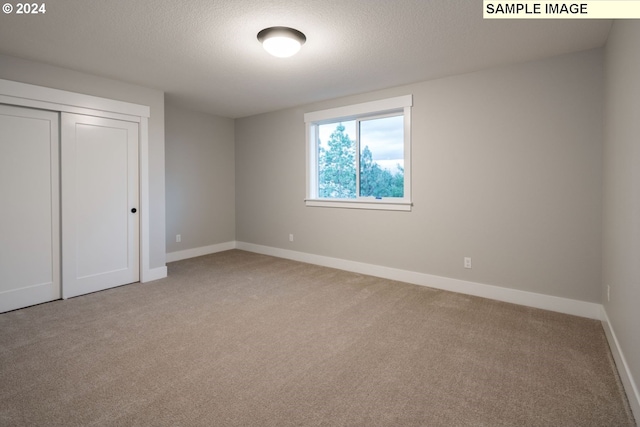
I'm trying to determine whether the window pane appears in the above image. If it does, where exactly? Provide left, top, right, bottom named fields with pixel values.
left=317, top=121, right=357, bottom=198
left=359, top=115, right=404, bottom=198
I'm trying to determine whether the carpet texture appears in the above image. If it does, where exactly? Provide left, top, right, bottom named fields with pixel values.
left=0, top=250, right=635, bottom=427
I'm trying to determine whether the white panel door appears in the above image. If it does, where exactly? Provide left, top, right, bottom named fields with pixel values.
left=0, top=105, right=60, bottom=313
left=61, top=113, right=139, bottom=298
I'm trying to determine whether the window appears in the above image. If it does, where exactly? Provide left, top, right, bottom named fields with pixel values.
left=305, top=95, right=412, bottom=211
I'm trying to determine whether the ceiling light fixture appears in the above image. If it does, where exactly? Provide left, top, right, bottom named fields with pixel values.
left=257, top=26, right=306, bottom=58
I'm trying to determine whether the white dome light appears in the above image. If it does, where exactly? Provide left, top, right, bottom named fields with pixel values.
left=257, top=27, right=306, bottom=58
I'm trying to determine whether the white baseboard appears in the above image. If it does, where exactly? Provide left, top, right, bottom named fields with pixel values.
left=235, top=242, right=603, bottom=320
left=166, top=241, right=236, bottom=263
left=142, top=266, right=167, bottom=282
left=600, top=307, right=640, bottom=421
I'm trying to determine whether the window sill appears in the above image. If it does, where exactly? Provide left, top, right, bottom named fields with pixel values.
left=305, top=199, right=412, bottom=211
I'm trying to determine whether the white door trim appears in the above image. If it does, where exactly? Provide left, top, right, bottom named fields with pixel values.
left=0, top=78, right=156, bottom=286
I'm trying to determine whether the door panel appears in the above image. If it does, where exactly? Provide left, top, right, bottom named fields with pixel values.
left=0, top=105, right=60, bottom=313
left=62, top=113, right=139, bottom=298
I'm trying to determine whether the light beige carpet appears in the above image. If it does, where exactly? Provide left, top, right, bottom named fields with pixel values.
left=0, top=250, right=635, bottom=426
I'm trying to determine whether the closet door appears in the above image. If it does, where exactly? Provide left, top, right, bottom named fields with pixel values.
left=0, top=105, right=60, bottom=313
left=61, top=113, right=139, bottom=298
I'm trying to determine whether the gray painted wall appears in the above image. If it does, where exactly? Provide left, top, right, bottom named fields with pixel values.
left=0, top=53, right=166, bottom=269
left=603, top=20, right=640, bottom=403
left=236, top=49, right=604, bottom=303
left=165, top=102, right=235, bottom=253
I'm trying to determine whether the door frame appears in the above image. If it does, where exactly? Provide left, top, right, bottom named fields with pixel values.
left=0, top=78, right=157, bottom=287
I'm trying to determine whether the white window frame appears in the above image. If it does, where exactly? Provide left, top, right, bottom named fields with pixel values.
left=304, top=95, right=412, bottom=211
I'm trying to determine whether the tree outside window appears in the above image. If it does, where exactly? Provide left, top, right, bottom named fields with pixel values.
left=317, top=116, right=404, bottom=200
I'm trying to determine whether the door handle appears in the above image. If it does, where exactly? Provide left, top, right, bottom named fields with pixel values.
left=131, top=208, right=137, bottom=213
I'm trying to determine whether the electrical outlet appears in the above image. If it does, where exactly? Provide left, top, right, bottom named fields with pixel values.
left=607, top=285, right=610, bottom=302
left=176, top=234, right=181, bottom=243
left=289, top=234, right=294, bottom=242
left=464, top=257, right=472, bottom=269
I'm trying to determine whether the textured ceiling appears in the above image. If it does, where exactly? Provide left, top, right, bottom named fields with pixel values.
left=0, top=0, right=611, bottom=118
